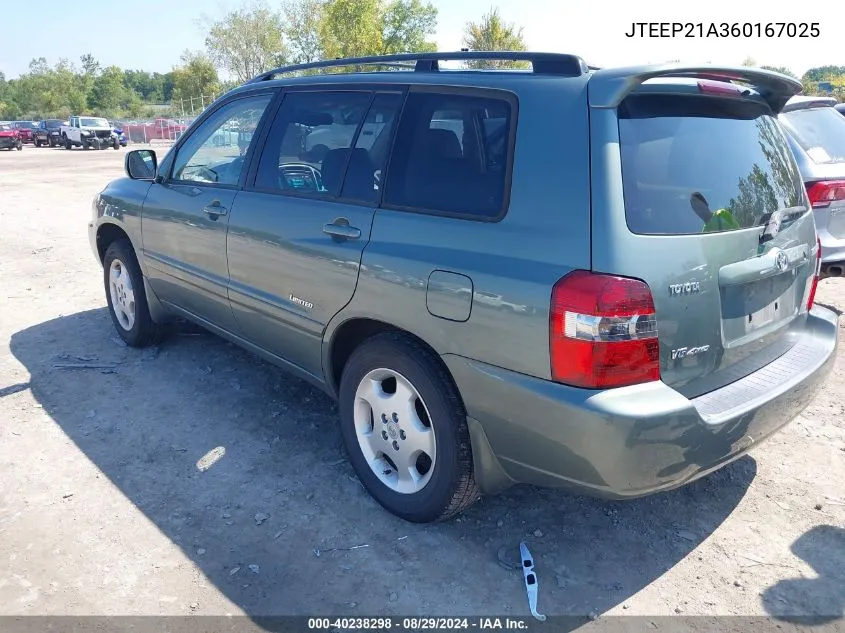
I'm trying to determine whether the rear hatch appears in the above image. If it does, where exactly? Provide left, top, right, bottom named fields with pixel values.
left=588, top=67, right=817, bottom=397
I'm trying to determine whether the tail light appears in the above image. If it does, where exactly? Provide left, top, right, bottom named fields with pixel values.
left=806, top=180, right=845, bottom=208
left=697, top=79, right=742, bottom=96
left=550, top=271, right=659, bottom=389
left=806, top=237, right=822, bottom=311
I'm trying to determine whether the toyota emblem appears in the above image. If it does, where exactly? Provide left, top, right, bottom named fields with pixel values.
left=776, top=250, right=789, bottom=272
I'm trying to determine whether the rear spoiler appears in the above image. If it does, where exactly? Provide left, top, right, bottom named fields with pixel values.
left=781, top=96, right=838, bottom=112
left=588, top=64, right=803, bottom=113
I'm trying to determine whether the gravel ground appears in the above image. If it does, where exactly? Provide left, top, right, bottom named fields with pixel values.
left=1, top=146, right=844, bottom=622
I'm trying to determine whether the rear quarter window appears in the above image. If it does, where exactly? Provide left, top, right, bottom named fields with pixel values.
left=780, top=106, right=845, bottom=165
left=619, top=94, right=806, bottom=235
left=383, top=91, right=515, bottom=220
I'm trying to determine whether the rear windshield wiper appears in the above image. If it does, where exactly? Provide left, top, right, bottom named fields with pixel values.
left=758, top=205, right=807, bottom=244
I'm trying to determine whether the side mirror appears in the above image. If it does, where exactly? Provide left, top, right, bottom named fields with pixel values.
left=125, top=149, right=157, bottom=180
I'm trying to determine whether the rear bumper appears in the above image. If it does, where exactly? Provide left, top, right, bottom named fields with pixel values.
left=0, top=138, right=18, bottom=149
left=444, top=305, right=839, bottom=498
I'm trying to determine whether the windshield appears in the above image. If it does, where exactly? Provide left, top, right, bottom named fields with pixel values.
left=780, top=106, right=845, bottom=165
left=81, top=117, right=109, bottom=127
left=619, top=94, right=806, bottom=235
left=0, top=124, right=11, bottom=131
left=45, top=119, right=63, bottom=127
left=15, top=121, right=36, bottom=129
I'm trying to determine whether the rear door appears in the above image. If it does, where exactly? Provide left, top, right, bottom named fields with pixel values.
left=590, top=78, right=816, bottom=397
left=225, top=87, right=404, bottom=378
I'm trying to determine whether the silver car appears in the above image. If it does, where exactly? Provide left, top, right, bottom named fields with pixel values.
left=779, top=96, right=845, bottom=277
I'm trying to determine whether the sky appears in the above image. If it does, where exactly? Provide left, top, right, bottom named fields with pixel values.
left=0, top=0, right=838, bottom=80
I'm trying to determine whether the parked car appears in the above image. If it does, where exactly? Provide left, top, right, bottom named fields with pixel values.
left=110, top=123, right=128, bottom=147
left=11, top=120, right=37, bottom=144
left=88, top=53, right=838, bottom=523
left=61, top=116, right=120, bottom=150
left=33, top=119, right=65, bottom=147
left=0, top=123, right=23, bottom=150
left=779, top=96, right=845, bottom=277
left=119, top=118, right=188, bottom=143
left=835, top=103, right=845, bottom=117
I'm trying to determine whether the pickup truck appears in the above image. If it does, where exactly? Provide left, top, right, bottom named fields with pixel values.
left=33, top=119, right=65, bottom=147
left=61, top=116, right=120, bottom=150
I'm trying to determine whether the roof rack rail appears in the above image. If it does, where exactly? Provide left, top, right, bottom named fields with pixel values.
left=246, top=51, right=588, bottom=84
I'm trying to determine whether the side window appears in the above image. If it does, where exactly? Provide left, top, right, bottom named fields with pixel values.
left=342, top=92, right=403, bottom=202
left=254, top=90, right=380, bottom=199
left=383, top=92, right=514, bottom=219
left=171, top=94, right=273, bottom=186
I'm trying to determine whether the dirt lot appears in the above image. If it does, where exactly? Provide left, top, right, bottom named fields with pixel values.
left=1, top=145, right=844, bottom=623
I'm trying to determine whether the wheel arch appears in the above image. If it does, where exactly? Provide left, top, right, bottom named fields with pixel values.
left=95, top=221, right=133, bottom=263
left=98, top=224, right=169, bottom=325
left=323, top=315, right=515, bottom=498
left=324, top=317, right=452, bottom=399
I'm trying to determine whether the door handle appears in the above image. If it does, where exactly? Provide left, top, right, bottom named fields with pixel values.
left=323, top=220, right=361, bottom=241
left=203, top=202, right=228, bottom=219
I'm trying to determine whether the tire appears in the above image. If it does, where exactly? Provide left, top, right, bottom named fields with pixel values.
left=16, top=140, right=22, bottom=151
left=113, top=138, right=120, bottom=150
left=64, top=136, right=72, bottom=150
left=82, top=140, right=90, bottom=150
left=49, top=138, right=55, bottom=148
left=338, top=332, right=480, bottom=523
left=103, top=239, right=162, bottom=348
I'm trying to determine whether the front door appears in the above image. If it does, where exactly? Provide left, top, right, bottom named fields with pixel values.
left=226, top=89, right=404, bottom=378
left=141, top=92, right=275, bottom=331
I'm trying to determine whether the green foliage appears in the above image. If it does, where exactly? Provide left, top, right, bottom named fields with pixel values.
left=461, top=7, right=528, bottom=69
left=204, top=1, right=288, bottom=83
left=803, top=66, right=845, bottom=82
left=0, top=53, right=178, bottom=120
left=282, top=0, right=326, bottom=65
left=80, top=53, right=100, bottom=76
left=90, top=66, right=132, bottom=115
left=760, top=65, right=797, bottom=78
left=171, top=51, right=222, bottom=106
left=319, top=0, right=384, bottom=61
left=312, top=0, right=437, bottom=70
left=728, top=117, right=803, bottom=224
left=124, top=70, right=173, bottom=102
left=381, top=0, right=438, bottom=54
left=800, top=66, right=845, bottom=100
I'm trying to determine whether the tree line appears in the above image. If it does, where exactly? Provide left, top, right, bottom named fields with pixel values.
left=0, top=0, right=840, bottom=121
left=0, top=1, right=523, bottom=120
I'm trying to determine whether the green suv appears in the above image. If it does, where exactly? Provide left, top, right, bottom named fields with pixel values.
left=88, top=52, right=839, bottom=523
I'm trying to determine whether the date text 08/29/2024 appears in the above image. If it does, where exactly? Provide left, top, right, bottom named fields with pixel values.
left=624, top=22, right=820, bottom=38
left=307, top=617, right=529, bottom=630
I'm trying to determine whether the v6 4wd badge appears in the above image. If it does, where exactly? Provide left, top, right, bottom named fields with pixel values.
left=671, top=345, right=710, bottom=360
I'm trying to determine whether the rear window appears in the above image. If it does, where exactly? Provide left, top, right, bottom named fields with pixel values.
left=619, top=94, right=806, bottom=235
left=383, top=91, right=513, bottom=219
left=780, top=106, right=845, bottom=165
